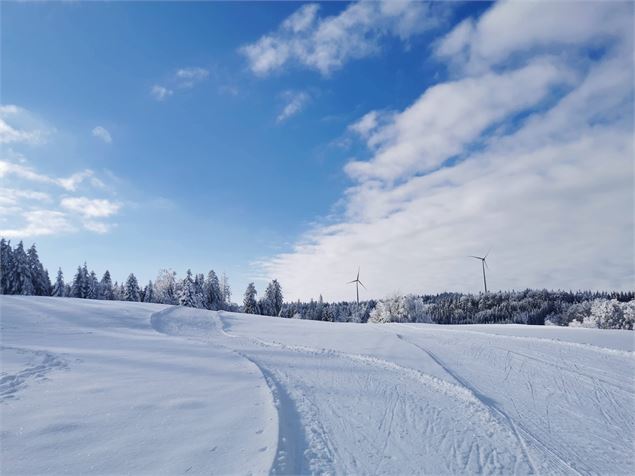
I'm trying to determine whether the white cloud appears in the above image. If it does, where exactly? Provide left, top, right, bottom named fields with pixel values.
left=345, top=58, right=577, bottom=182
left=92, top=126, right=112, bottom=144
left=0, top=105, right=48, bottom=145
left=435, top=2, right=632, bottom=74
left=82, top=220, right=114, bottom=234
left=151, top=85, right=173, bottom=101
left=261, top=2, right=634, bottom=300
left=175, top=67, right=209, bottom=88
left=277, top=91, right=310, bottom=123
left=0, top=188, right=51, bottom=207
left=0, top=160, right=101, bottom=192
left=241, top=1, right=439, bottom=76
left=60, top=197, right=121, bottom=218
left=151, top=67, right=210, bottom=101
left=0, top=210, right=75, bottom=238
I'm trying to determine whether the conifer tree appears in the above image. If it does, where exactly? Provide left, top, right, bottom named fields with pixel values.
left=179, top=269, right=197, bottom=307
left=204, top=270, right=222, bottom=310
left=220, top=272, right=231, bottom=310
left=100, top=270, right=114, bottom=300
left=71, top=266, right=85, bottom=298
left=87, top=271, right=99, bottom=299
left=52, top=268, right=65, bottom=297
left=0, top=239, right=13, bottom=294
left=124, top=273, right=140, bottom=301
left=143, top=280, right=154, bottom=303
left=264, top=279, right=283, bottom=316
left=243, top=282, right=258, bottom=314
left=12, top=241, right=34, bottom=295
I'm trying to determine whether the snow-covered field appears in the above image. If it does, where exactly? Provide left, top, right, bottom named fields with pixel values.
left=1, top=296, right=634, bottom=475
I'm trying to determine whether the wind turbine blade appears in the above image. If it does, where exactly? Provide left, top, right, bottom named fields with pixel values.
left=347, top=280, right=357, bottom=284
left=358, top=280, right=367, bottom=290
left=484, top=260, right=489, bottom=270
left=469, top=256, right=483, bottom=260
left=484, top=249, right=491, bottom=259
left=357, top=267, right=360, bottom=280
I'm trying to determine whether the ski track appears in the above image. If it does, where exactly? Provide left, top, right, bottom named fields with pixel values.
left=215, top=312, right=536, bottom=475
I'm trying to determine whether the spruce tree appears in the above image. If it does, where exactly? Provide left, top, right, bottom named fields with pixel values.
left=11, top=241, right=34, bottom=295
left=71, top=266, right=85, bottom=298
left=264, top=279, right=284, bottom=316
left=243, top=282, right=258, bottom=314
left=27, top=244, right=48, bottom=296
left=52, top=268, right=65, bottom=297
left=204, top=270, right=222, bottom=310
left=100, top=270, right=114, bottom=300
left=178, top=269, right=197, bottom=307
left=87, top=271, right=99, bottom=299
left=0, top=239, right=13, bottom=294
left=143, top=280, right=154, bottom=303
left=220, top=272, right=231, bottom=310
left=124, top=273, right=140, bottom=301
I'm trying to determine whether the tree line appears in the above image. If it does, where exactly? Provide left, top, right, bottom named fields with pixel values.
left=1, top=239, right=633, bottom=329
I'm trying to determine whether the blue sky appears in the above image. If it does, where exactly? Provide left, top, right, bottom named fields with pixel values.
left=1, top=1, right=633, bottom=300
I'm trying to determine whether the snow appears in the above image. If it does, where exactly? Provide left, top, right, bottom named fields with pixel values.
left=2, top=296, right=634, bottom=475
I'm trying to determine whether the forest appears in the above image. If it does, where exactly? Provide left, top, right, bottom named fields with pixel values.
left=1, top=239, right=633, bottom=329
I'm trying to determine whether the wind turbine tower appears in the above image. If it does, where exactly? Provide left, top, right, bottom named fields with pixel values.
left=348, top=267, right=366, bottom=304
left=469, top=252, right=490, bottom=293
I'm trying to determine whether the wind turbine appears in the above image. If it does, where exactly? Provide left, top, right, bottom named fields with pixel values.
left=469, top=251, right=490, bottom=293
left=348, top=267, right=366, bottom=304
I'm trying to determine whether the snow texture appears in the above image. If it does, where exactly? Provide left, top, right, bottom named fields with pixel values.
left=1, top=296, right=634, bottom=475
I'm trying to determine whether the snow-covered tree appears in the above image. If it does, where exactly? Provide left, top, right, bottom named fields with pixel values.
left=124, top=273, right=140, bottom=302
left=11, top=242, right=34, bottom=295
left=204, top=270, right=223, bottom=310
left=112, top=281, right=122, bottom=300
left=243, top=282, right=258, bottom=314
left=369, top=295, right=409, bottom=323
left=87, top=271, right=99, bottom=299
left=263, top=279, right=283, bottom=316
left=220, top=273, right=231, bottom=310
left=27, top=244, right=49, bottom=296
left=154, top=269, right=178, bottom=304
left=52, top=268, right=65, bottom=297
left=100, top=270, right=114, bottom=300
left=143, top=280, right=154, bottom=303
left=0, top=239, right=13, bottom=294
left=71, top=265, right=85, bottom=298
left=178, top=269, right=197, bottom=307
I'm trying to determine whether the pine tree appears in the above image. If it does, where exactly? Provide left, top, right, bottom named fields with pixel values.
left=12, top=241, right=34, bottom=295
left=52, top=268, right=65, bottom=297
left=264, top=279, right=283, bottom=316
left=124, top=273, right=140, bottom=302
left=204, top=270, right=222, bottom=310
left=179, top=269, right=197, bottom=307
left=100, top=270, right=114, bottom=300
left=243, top=282, right=258, bottom=314
left=0, top=239, right=14, bottom=294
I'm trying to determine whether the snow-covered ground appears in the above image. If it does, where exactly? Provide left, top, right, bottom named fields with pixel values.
left=1, top=296, right=634, bottom=475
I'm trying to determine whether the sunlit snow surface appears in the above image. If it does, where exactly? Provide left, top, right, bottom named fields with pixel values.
left=1, top=296, right=634, bottom=475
